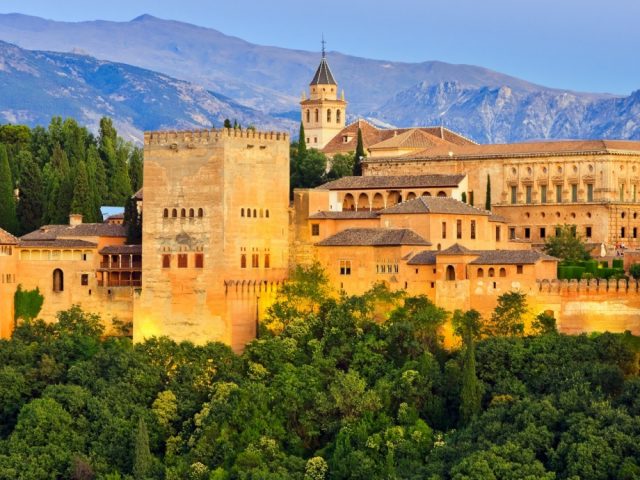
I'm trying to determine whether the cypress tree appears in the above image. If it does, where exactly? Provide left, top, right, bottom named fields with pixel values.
left=129, top=147, right=143, bottom=193
left=298, top=122, right=307, bottom=156
left=453, top=309, right=483, bottom=425
left=485, top=174, right=491, bottom=211
left=71, top=160, right=93, bottom=221
left=108, top=143, right=133, bottom=205
left=352, top=126, right=365, bottom=176
left=0, top=144, right=18, bottom=234
left=16, top=153, right=44, bottom=234
left=52, top=144, right=73, bottom=224
left=87, top=145, right=107, bottom=217
left=133, top=418, right=152, bottom=479
left=124, top=196, right=142, bottom=244
left=223, top=119, right=232, bottom=129
left=41, top=164, right=61, bottom=225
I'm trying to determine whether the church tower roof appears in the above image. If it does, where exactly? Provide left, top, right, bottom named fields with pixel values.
left=310, top=56, right=337, bottom=86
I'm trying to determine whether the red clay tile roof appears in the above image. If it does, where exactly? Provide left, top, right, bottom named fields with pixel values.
left=19, top=239, right=97, bottom=249
left=100, top=244, right=142, bottom=255
left=317, top=174, right=465, bottom=190
left=21, top=223, right=127, bottom=241
left=407, top=248, right=557, bottom=265
left=381, top=197, right=490, bottom=216
left=308, top=211, right=380, bottom=219
left=316, top=228, right=431, bottom=247
left=0, top=227, right=18, bottom=245
left=368, top=128, right=451, bottom=151
left=366, top=139, right=640, bottom=163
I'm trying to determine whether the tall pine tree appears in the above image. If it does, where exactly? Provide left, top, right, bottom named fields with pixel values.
left=133, top=417, right=152, bottom=479
left=298, top=122, right=307, bottom=156
left=0, top=144, right=18, bottom=234
left=453, top=309, right=483, bottom=425
left=16, top=153, right=44, bottom=234
left=87, top=145, right=107, bottom=218
left=352, top=126, right=365, bottom=176
left=129, top=147, right=143, bottom=193
left=71, top=160, right=93, bottom=221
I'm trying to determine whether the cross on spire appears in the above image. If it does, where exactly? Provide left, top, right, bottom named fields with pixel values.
left=321, top=35, right=326, bottom=58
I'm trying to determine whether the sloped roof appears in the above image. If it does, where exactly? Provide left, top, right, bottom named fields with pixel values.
left=438, top=243, right=474, bottom=255
left=100, top=244, right=142, bottom=255
left=310, top=57, right=337, bottom=85
left=19, top=239, right=97, bottom=249
left=317, top=174, right=465, bottom=191
left=469, top=250, right=558, bottom=265
left=407, top=250, right=438, bottom=265
left=0, top=227, right=18, bottom=245
left=489, top=214, right=508, bottom=223
left=368, top=128, right=451, bottom=151
left=316, top=228, right=431, bottom=247
left=367, top=139, right=640, bottom=163
left=308, top=211, right=380, bottom=220
left=21, top=223, right=127, bottom=241
left=381, top=196, right=490, bottom=216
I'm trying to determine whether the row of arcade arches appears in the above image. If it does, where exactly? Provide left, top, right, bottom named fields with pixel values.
left=343, top=190, right=447, bottom=211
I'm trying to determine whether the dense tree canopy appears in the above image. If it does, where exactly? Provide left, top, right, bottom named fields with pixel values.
left=0, top=270, right=639, bottom=478
left=544, top=224, right=592, bottom=263
left=0, top=117, right=142, bottom=235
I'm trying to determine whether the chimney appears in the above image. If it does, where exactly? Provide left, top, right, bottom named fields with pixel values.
left=69, top=213, right=83, bottom=226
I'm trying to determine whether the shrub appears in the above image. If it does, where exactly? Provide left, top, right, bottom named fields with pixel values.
left=613, top=258, right=624, bottom=269
left=629, top=263, right=640, bottom=279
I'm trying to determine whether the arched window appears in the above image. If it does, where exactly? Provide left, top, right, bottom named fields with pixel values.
left=241, top=254, right=247, bottom=268
left=181, top=208, right=186, bottom=217
left=477, top=268, right=484, bottom=278
left=265, top=209, right=269, bottom=218
left=423, top=191, right=431, bottom=196
left=446, top=265, right=456, bottom=281
left=315, top=109, right=319, bottom=122
left=343, top=193, right=355, bottom=210
left=172, top=209, right=177, bottom=218
left=198, top=208, right=204, bottom=217
left=189, top=208, right=195, bottom=218
left=264, top=254, right=270, bottom=268
left=357, top=193, right=369, bottom=210
left=247, top=209, right=252, bottom=218
left=488, top=267, right=495, bottom=277
left=327, top=109, right=332, bottom=122
left=437, top=191, right=447, bottom=197
left=241, top=208, right=245, bottom=217
left=499, top=267, right=507, bottom=277
left=306, top=109, right=310, bottom=123
left=253, top=209, right=257, bottom=217
left=372, top=193, right=384, bottom=210
left=53, top=269, right=64, bottom=292
left=336, top=109, right=341, bottom=123
left=163, top=208, right=169, bottom=218
left=407, top=192, right=416, bottom=201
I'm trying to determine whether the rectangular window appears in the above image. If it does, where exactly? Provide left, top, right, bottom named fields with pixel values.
left=442, top=221, right=447, bottom=239
left=524, top=227, right=531, bottom=239
left=311, top=224, right=320, bottom=236
left=81, top=274, right=89, bottom=286
left=252, top=253, right=259, bottom=268
left=634, top=228, right=638, bottom=239
left=470, top=220, right=476, bottom=240
left=621, top=227, right=626, bottom=238
left=469, top=191, right=474, bottom=206
left=178, top=254, right=188, bottom=268
left=456, top=219, right=462, bottom=239
left=526, top=185, right=532, bottom=204
left=540, top=185, right=547, bottom=203
left=264, top=254, right=270, bottom=268
left=556, top=184, right=563, bottom=203
left=511, top=186, right=517, bottom=204
left=516, top=265, right=524, bottom=274
left=339, top=260, right=351, bottom=276
left=509, top=227, right=516, bottom=240
left=540, top=227, right=546, bottom=239
left=571, top=184, right=578, bottom=202
left=496, top=226, right=501, bottom=242
left=241, top=254, right=247, bottom=268
left=587, top=184, right=594, bottom=202
left=586, top=226, right=592, bottom=238
left=162, top=254, right=171, bottom=268
left=195, top=253, right=204, bottom=268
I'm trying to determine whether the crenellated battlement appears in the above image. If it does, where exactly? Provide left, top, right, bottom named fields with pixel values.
left=144, top=128, right=289, bottom=146
left=537, top=278, right=640, bottom=294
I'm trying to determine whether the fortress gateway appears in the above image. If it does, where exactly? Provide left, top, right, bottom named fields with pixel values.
left=2, top=53, right=640, bottom=348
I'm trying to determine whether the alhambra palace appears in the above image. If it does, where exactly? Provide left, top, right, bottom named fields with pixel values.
left=3, top=53, right=640, bottom=350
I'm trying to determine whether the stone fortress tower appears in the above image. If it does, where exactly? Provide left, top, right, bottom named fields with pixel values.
left=300, top=41, right=347, bottom=150
left=134, top=128, right=290, bottom=352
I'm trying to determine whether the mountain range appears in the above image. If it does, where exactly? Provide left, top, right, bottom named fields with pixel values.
left=0, top=13, right=638, bottom=143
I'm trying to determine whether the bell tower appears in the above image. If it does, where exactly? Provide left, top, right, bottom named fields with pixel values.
left=300, top=40, right=347, bottom=150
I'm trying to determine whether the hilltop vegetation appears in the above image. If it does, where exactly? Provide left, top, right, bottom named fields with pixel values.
left=0, top=117, right=142, bottom=236
left=1, top=266, right=639, bottom=479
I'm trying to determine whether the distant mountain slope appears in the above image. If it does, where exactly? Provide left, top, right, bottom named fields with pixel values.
left=0, top=40, right=292, bottom=141
left=0, top=14, right=637, bottom=143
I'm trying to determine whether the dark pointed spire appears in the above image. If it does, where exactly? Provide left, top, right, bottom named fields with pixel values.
left=310, top=37, right=337, bottom=86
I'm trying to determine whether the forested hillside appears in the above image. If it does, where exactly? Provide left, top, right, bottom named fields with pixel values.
left=1, top=266, right=639, bottom=479
left=0, top=117, right=142, bottom=236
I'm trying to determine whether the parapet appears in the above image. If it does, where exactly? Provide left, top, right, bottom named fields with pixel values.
left=537, top=278, right=640, bottom=294
left=144, top=128, right=289, bottom=147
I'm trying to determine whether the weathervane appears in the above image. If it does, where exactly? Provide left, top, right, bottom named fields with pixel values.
left=321, top=35, right=326, bottom=58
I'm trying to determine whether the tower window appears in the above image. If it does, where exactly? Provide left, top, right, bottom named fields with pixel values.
left=306, top=109, right=310, bottom=123
left=163, top=208, right=169, bottom=218
left=181, top=208, right=186, bottom=217
left=252, top=253, right=259, bottom=268
left=195, top=253, right=204, bottom=268
left=172, top=209, right=177, bottom=218
left=241, top=208, right=245, bottom=217
left=81, top=274, right=89, bottom=286
left=264, top=254, right=270, bottom=269
left=315, top=109, right=319, bottom=122
left=178, top=254, right=188, bottom=268
left=162, top=254, right=171, bottom=268
left=189, top=208, right=195, bottom=218
left=336, top=109, right=341, bottom=123
left=53, top=269, right=64, bottom=292
left=241, top=254, right=247, bottom=268
left=327, top=109, right=332, bottom=122
left=198, top=208, right=204, bottom=217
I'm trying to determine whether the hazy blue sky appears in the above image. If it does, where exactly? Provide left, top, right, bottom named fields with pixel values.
left=1, top=0, right=638, bottom=95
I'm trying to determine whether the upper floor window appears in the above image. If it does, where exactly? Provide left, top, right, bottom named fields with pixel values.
left=556, top=184, right=562, bottom=203
left=442, top=221, right=447, bottom=239
left=315, top=109, right=319, bottom=122
left=336, top=109, right=341, bottom=123
left=306, top=109, right=310, bottom=123
left=195, top=253, right=204, bottom=268
left=327, top=109, right=332, bottom=122
left=456, top=219, right=462, bottom=239
left=511, top=186, right=517, bottom=204
left=571, top=184, right=578, bottom=202
left=53, top=269, right=64, bottom=292
left=198, top=208, right=204, bottom=217
left=587, top=184, right=593, bottom=202
left=252, top=253, right=259, bottom=268
left=470, top=220, right=476, bottom=240
left=178, top=254, right=188, bottom=268
left=162, top=254, right=171, bottom=268
left=340, top=260, right=352, bottom=276
left=311, top=224, right=320, bottom=236
left=541, top=185, right=547, bottom=203
left=525, top=186, right=532, bottom=204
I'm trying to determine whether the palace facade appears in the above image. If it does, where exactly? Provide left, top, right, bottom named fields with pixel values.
left=2, top=52, right=640, bottom=348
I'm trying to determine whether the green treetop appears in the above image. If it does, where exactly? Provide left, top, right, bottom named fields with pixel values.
left=0, top=144, right=19, bottom=234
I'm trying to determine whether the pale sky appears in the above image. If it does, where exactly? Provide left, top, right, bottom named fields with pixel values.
left=1, top=0, right=638, bottom=95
